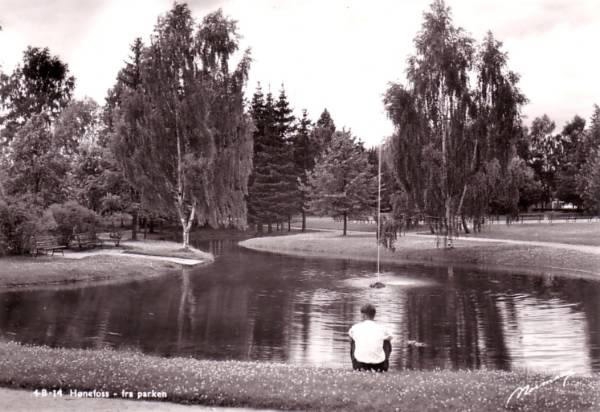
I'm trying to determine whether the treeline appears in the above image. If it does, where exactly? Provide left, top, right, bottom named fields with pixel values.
left=0, top=3, right=378, bottom=255
left=1, top=1, right=598, bottom=255
left=246, top=86, right=377, bottom=235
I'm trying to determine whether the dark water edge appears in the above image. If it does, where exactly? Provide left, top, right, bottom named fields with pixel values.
left=1, top=236, right=599, bottom=375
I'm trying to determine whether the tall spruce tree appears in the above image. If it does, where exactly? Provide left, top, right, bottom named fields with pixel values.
left=247, top=86, right=299, bottom=232
left=247, top=89, right=280, bottom=232
left=291, top=109, right=315, bottom=231
left=274, top=86, right=299, bottom=230
left=312, top=108, right=336, bottom=159
left=305, top=130, right=376, bottom=236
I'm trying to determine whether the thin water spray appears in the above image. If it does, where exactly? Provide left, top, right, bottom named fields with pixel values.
left=370, top=143, right=385, bottom=289
left=377, top=142, right=381, bottom=281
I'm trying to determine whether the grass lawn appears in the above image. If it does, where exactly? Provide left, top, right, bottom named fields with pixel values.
left=0, top=238, right=215, bottom=290
left=0, top=341, right=598, bottom=411
left=468, top=222, right=600, bottom=246
left=240, top=231, right=600, bottom=278
left=297, top=217, right=600, bottom=247
left=0, top=255, right=181, bottom=290
left=292, top=216, right=377, bottom=233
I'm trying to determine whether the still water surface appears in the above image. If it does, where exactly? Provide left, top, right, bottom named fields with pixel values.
left=1, top=238, right=599, bottom=374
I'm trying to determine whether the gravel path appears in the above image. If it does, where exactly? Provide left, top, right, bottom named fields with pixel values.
left=406, top=233, right=600, bottom=255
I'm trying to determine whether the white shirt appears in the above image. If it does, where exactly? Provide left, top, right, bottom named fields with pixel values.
left=348, top=320, right=393, bottom=364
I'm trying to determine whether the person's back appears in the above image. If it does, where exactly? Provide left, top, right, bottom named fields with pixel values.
left=348, top=304, right=392, bottom=372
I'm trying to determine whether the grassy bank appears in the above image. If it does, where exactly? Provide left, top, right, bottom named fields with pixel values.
left=465, top=222, right=600, bottom=247
left=0, top=239, right=213, bottom=291
left=240, top=231, right=600, bottom=278
left=0, top=255, right=182, bottom=291
left=0, top=341, right=598, bottom=411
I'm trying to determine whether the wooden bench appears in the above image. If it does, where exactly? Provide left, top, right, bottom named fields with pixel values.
left=32, top=235, right=66, bottom=257
left=519, top=214, right=544, bottom=223
left=73, top=232, right=103, bottom=249
left=108, top=231, right=122, bottom=247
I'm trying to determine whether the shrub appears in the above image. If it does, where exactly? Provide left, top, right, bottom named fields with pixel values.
left=47, top=201, right=100, bottom=245
left=0, top=195, right=46, bottom=255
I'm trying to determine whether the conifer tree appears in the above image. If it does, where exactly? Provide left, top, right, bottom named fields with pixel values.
left=248, top=85, right=299, bottom=232
left=305, top=130, right=376, bottom=236
left=274, top=86, right=299, bottom=230
left=312, top=108, right=336, bottom=159
left=291, top=109, right=315, bottom=231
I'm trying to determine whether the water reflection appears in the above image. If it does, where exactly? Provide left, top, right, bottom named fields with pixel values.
left=0, top=238, right=599, bottom=374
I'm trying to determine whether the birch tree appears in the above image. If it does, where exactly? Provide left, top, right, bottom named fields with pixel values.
left=385, top=1, right=524, bottom=243
left=112, top=5, right=252, bottom=248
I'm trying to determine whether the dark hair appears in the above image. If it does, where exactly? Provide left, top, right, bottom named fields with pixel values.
left=360, top=304, right=376, bottom=319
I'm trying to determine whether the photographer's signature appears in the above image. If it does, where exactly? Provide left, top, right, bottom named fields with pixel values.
left=505, top=371, right=575, bottom=407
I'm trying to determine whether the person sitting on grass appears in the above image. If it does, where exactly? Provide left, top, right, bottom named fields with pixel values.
left=348, top=303, right=392, bottom=372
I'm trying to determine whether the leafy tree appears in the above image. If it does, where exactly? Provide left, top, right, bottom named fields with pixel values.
left=581, top=149, right=600, bottom=213
left=105, top=38, right=146, bottom=239
left=525, top=115, right=561, bottom=207
left=305, top=130, right=376, bottom=236
left=4, top=115, right=69, bottom=207
left=111, top=5, right=252, bottom=248
left=385, top=0, right=473, bottom=242
left=385, top=1, right=525, bottom=242
left=0, top=47, right=75, bottom=144
left=555, top=115, right=587, bottom=207
left=54, top=98, right=102, bottom=155
left=577, top=105, right=600, bottom=211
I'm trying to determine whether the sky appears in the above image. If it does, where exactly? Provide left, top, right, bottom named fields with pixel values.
left=1, top=0, right=599, bottom=147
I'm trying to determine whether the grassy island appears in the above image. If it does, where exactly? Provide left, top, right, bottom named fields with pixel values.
left=240, top=225, right=600, bottom=279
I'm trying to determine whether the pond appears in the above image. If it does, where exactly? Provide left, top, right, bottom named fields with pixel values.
left=1, top=237, right=599, bottom=374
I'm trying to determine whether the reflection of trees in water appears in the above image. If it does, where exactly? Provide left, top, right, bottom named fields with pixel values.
left=0, top=255, right=599, bottom=373
left=402, top=267, right=509, bottom=370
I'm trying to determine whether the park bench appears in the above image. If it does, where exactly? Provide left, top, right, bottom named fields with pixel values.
left=32, top=235, right=66, bottom=257
left=565, top=214, right=598, bottom=222
left=519, top=213, right=544, bottom=223
left=73, top=232, right=104, bottom=249
left=108, top=231, right=122, bottom=247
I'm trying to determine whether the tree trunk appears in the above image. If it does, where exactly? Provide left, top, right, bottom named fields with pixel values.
left=288, top=215, right=291, bottom=232
left=343, top=212, right=347, bottom=236
left=142, top=217, right=148, bottom=239
left=131, top=209, right=138, bottom=241
left=444, top=197, right=452, bottom=247
left=149, top=217, right=155, bottom=234
left=182, top=225, right=190, bottom=249
left=268, top=223, right=272, bottom=233
left=301, top=211, right=306, bottom=232
left=461, top=214, right=470, bottom=234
